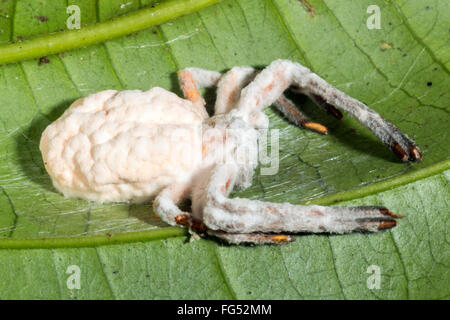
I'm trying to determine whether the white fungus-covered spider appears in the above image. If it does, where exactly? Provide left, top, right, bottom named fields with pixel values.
left=40, top=60, right=422, bottom=244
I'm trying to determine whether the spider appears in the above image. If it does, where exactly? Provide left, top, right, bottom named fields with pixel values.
left=40, top=59, right=422, bottom=244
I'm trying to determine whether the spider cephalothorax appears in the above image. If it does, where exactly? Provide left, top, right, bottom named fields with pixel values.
left=40, top=60, right=421, bottom=244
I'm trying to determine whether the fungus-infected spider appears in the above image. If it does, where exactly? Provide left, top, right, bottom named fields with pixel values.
left=41, top=60, right=421, bottom=244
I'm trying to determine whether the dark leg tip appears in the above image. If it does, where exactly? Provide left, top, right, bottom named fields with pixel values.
left=378, top=219, right=397, bottom=230
left=392, top=143, right=409, bottom=162
left=409, top=146, right=422, bottom=162
left=379, top=208, right=404, bottom=218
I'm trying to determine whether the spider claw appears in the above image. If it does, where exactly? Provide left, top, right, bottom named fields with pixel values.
left=379, top=208, right=404, bottom=218
left=391, top=142, right=409, bottom=162
left=391, top=142, right=422, bottom=163
left=409, top=146, right=422, bottom=162
left=377, top=219, right=397, bottom=230
left=355, top=217, right=397, bottom=231
left=347, top=206, right=401, bottom=232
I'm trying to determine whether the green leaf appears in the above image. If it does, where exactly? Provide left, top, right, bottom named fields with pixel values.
left=0, top=0, right=448, bottom=299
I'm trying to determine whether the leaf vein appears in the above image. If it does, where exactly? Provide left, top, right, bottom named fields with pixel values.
left=388, top=231, right=409, bottom=299
left=327, top=238, right=346, bottom=299
left=94, top=248, right=116, bottom=299
left=392, top=1, right=449, bottom=74
left=212, top=243, right=237, bottom=299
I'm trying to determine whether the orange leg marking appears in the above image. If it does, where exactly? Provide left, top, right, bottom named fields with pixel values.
left=178, top=70, right=202, bottom=103
left=270, top=234, right=295, bottom=243
left=277, top=96, right=328, bottom=134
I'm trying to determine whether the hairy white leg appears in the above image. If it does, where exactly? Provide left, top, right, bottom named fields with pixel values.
left=235, top=59, right=421, bottom=162
left=214, top=66, right=269, bottom=128
left=153, top=180, right=193, bottom=227
left=189, top=165, right=293, bottom=244
left=215, top=67, right=324, bottom=133
left=202, top=164, right=400, bottom=236
left=177, top=68, right=222, bottom=119
left=180, top=66, right=329, bottom=134
left=248, top=111, right=270, bottom=129
left=215, top=66, right=257, bottom=115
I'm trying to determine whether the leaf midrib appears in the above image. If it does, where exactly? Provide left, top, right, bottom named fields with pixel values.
left=0, top=0, right=222, bottom=65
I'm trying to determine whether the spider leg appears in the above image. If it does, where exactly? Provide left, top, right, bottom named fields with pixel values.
left=180, top=65, right=328, bottom=134
left=177, top=68, right=222, bottom=119
left=202, top=164, right=401, bottom=239
left=189, top=165, right=293, bottom=244
left=273, top=94, right=328, bottom=134
left=214, top=66, right=257, bottom=115
left=236, top=59, right=421, bottom=162
left=215, top=67, right=325, bottom=133
left=214, top=66, right=268, bottom=128
left=153, top=180, right=195, bottom=228
left=207, top=230, right=295, bottom=245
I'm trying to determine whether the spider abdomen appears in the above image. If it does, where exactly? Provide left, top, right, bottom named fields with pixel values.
left=40, top=87, right=204, bottom=203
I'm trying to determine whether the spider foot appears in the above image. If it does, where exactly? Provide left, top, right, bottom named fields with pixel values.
left=388, top=129, right=422, bottom=162
left=310, top=92, right=422, bottom=162
left=308, top=205, right=403, bottom=233
left=350, top=206, right=403, bottom=232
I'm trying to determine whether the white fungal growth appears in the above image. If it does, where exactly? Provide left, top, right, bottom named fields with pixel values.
left=40, top=87, right=203, bottom=203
